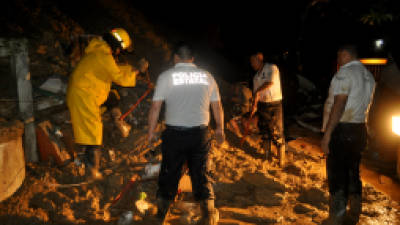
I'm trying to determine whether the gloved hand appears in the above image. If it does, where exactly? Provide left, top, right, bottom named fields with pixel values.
left=137, top=57, right=149, bottom=73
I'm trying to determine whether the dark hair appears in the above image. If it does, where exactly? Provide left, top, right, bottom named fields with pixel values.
left=102, top=32, right=122, bottom=53
left=338, top=45, right=358, bottom=58
left=174, top=43, right=193, bottom=60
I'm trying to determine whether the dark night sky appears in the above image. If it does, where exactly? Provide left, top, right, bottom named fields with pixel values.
left=33, top=0, right=397, bottom=85
left=132, top=2, right=305, bottom=52
left=132, top=1, right=339, bottom=84
left=133, top=1, right=398, bottom=80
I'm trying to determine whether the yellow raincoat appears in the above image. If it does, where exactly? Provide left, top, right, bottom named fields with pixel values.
left=66, top=38, right=136, bottom=145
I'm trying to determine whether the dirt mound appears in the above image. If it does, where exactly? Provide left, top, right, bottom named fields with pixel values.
left=0, top=119, right=399, bottom=224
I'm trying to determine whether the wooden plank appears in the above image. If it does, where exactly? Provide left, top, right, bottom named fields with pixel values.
left=10, top=39, right=38, bottom=162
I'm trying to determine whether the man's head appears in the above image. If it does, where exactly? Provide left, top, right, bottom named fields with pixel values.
left=250, top=52, right=264, bottom=71
left=337, top=45, right=358, bottom=66
left=173, top=43, right=194, bottom=64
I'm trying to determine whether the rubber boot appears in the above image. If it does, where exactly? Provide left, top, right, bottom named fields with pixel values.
left=155, top=198, right=172, bottom=225
left=277, top=141, right=286, bottom=167
left=323, top=191, right=346, bottom=225
left=346, top=194, right=361, bottom=225
left=199, top=199, right=219, bottom=225
left=263, top=139, right=272, bottom=161
left=85, top=148, right=103, bottom=180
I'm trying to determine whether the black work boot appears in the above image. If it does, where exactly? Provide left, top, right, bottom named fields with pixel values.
left=85, top=148, right=103, bottom=180
left=323, top=191, right=346, bottom=225
left=155, top=198, right=172, bottom=225
left=346, top=194, right=362, bottom=225
left=262, top=139, right=272, bottom=161
left=199, top=199, right=219, bottom=225
left=277, top=141, right=286, bottom=167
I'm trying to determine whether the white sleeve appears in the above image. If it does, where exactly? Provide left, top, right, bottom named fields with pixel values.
left=332, top=69, right=351, bottom=96
left=152, top=74, right=168, bottom=101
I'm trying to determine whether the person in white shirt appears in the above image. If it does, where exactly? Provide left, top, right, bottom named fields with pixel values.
left=321, top=45, right=375, bottom=225
left=250, top=52, right=285, bottom=166
left=148, top=43, right=224, bottom=225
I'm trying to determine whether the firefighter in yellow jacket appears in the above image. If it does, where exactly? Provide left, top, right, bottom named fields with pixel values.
left=67, top=28, right=137, bottom=179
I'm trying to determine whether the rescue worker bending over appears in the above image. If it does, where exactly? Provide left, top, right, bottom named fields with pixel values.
left=148, top=43, right=224, bottom=225
left=67, top=28, right=138, bottom=179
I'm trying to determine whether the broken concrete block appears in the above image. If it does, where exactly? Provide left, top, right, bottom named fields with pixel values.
left=36, top=120, right=70, bottom=165
left=39, top=77, right=67, bottom=94
left=36, top=96, right=64, bottom=111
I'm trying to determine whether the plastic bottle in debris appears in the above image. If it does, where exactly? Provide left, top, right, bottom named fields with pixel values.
left=143, top=163, right=161, bottom=178
left=135, top=192, right=150, bottom=215
left=117, top=211, right=133, bottom=225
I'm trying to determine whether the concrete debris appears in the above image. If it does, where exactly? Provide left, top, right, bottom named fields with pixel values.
left=143, top=163, right=161, bottom=179
left=36, top=120, right=71, bottom=166
left=39, top=77, right=67, bottom=94
left=36, top=96, right=64, bottom=111
left=117, top=211, right=133, bottom=225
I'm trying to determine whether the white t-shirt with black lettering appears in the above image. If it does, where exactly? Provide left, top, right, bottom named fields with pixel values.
left=152, top=63, right=221, bottom=127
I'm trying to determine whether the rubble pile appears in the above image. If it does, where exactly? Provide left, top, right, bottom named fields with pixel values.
left=1, top=122, right=399, bottom=225
left=0, top=0, right=171, bottom=123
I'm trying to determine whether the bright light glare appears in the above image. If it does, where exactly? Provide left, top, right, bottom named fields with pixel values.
left=112, top=31, right=127, bottom=49
left=375, top=39, right=384, bottom=49
left=392, top=116, right=400, bottom=136
left=359, top=58, right=387, bottom=65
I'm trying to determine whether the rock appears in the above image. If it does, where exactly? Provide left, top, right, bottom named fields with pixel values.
left=36, top=97, right=65, bottom=111
left=242, top=172, right=286, bottom=192
left=36, top=45, right=47, bottom=55
left=36, top=120, right=71, bottom=166
left=293, top=204, right=313, bottom=214
left=284, top=163, right=304, bottom=177
left=39, top=77, right=67, bottom=94
left=254, top=188, right=283, bottom=206
left=378, top=175, right=393, bottom=185
left=109, top=174, right=124, bottom=187
left=297, top=187, right=328, bottom=210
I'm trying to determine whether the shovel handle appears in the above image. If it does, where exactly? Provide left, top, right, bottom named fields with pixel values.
left=119, top=87, right=153, bottom=121
left=111, top=174, right=140, bottom=206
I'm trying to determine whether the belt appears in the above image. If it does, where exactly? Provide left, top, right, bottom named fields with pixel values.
left=166, top=125, right=207, bottom=131
left=258, top=100, right=282, bottom=106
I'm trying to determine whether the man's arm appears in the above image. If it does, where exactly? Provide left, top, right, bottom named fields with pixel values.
left=255, top=64, right=278, bottom=94
left=250, top=81, right=272, bottom=117
left=255, top=81, right=273, bottom=94
left=147, top=100, right=163, bottom=143
left=211, top=101, right=225, bottom=146
left=321, top=94, right=348, bottom=154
